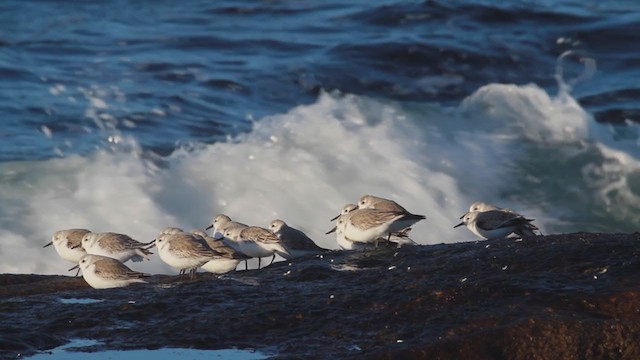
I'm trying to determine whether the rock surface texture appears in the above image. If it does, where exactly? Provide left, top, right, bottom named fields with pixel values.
left=1, top=232, right=639, bottom=359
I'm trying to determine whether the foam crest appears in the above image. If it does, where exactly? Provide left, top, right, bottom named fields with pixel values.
left=460, top=83, right=590, bottom=143
left=3, top=85, right=639, bottom=275
left=0, top=153, right=177, bottom=274
left=170, top=92, right=464, bottom=248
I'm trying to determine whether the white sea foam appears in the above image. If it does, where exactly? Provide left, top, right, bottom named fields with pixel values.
left=2, top=84, right=639, bottom=275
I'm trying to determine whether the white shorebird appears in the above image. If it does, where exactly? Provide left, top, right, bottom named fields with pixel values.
left=328, top=203, right=420, bottom=248
left=327, top=204, right=367, bottom=250
left=454, top=210, right=538, bottom=240
left=155, top=229, right=220, bottom=279
left=459, top=201, right=514, bottom=219
left=69, top=254, right=149, bottom=289
left=357, top=195, right=423, bottom=245
left=191, top=229, right=251, bottom=274
left=205, top=214, right=251, bottom=268
left=268, top=219, right=329, bottom=257
left=78, top=232, right=154, bottom=263
left=159, top=227, right=186, bottom=235
left=357, top=194, right=409, bottom=212
left=330, top=207, right=426, bottom=248
left=44, top=229, right=91, bottom=275
left=205, top=214, right=248, bottom=240
left=223, top=226, right=291, bottom=269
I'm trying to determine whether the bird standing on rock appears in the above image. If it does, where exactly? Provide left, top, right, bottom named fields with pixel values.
left=455, top=209, right=539, bottom=240
left=269, top=219, right=329, bottom=257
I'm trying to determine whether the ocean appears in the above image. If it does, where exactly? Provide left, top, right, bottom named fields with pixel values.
left=1, top=0, right=639, bottom=275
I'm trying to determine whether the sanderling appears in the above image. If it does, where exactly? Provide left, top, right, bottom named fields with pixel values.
left=331, top=208, right=426, bottom=247
left=79, top=232, right=154, bottom=263
left=205, top=214, right=248, bottom=240
left=268, top=219, right=329, bottom=257
left=327, top=204, right=364, bottom=250
left=44, top=229, right=91, bottom=274
left=356, top=195, right=424, bottom=244
left=155, top=229, right=220, bottom=279
left=328, top=203, right=420, bottom=248
left=327, top=204, right=386, bottom=250
left=454, top=210, right=538, bottom=240
left=357, top=194, right=409, bottom=212
left=205, top=214, right=251, bottom=268
left=69, top=254, right=149, bottom=289
left=329, top=203, right=358, bottom=222
left=159, top=227, right=186, bottom=235
left=223, top=225, right=290, bottom=269
left=191, top=229, right=250, bottom=274
left=459, top=201, right=514, bottom=219
left=335, top=226, right=369, bottom=251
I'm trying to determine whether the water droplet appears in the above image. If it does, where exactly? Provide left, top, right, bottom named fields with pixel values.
left=41, top=125, right=53, bottom=138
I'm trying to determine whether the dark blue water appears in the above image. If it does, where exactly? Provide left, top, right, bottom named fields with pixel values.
left=2, top=0, right=640, bottom=275
left=1, top=0, right=639, bottom=161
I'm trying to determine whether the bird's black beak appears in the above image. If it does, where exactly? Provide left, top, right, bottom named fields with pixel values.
left=329, top=214, right=340, bottom=222
left=205, top=224, right=213, bottom=230
left=453, top=222, right=465, bottom=228
left=325, top=226, right=337, bottom=235
left=43, top=241, right=53, bottom=248
left=144, top=240, right=156, bottom=250
left=68, top=264, right=79, bottom=272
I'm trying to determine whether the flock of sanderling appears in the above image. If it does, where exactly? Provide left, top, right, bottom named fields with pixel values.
left=44, top=194, right=540, bottom=289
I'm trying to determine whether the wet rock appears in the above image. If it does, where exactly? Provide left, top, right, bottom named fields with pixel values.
left=1, top=232, right=639, bottom=359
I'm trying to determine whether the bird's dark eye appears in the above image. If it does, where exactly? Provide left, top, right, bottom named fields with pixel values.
left=81, top=259, right=86, bottom=263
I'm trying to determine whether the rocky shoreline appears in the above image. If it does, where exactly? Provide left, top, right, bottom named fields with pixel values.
left=1, top=232, right=639, bottom=359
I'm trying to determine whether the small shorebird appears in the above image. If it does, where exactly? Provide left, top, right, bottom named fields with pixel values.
left=357, top=194, right=409, bottom=213
left=44, top=229, right=91, bottom=275
left=223, top=225, right=291, bottom=269
left=69, top=254, right=149, bottom=289
left=327, top=204, right=367, bottom=250
left=329, top=195, right=424, bottom=245
left=458, top=201, right=514, bottom=219
left=191, top=229, right=251, bottom=274
left=78, top=232, right=154, bottom=263
left=329, top=207, right=425, bottom=248
left=205, top=214, right=252, bottom=268
left=155, top=229, right=221, bottom=280
left=268, top=219, right=329, bottom=257
left=205, top=214, right=248, bottom=240
left=454, top=210, right=539, bottom=240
